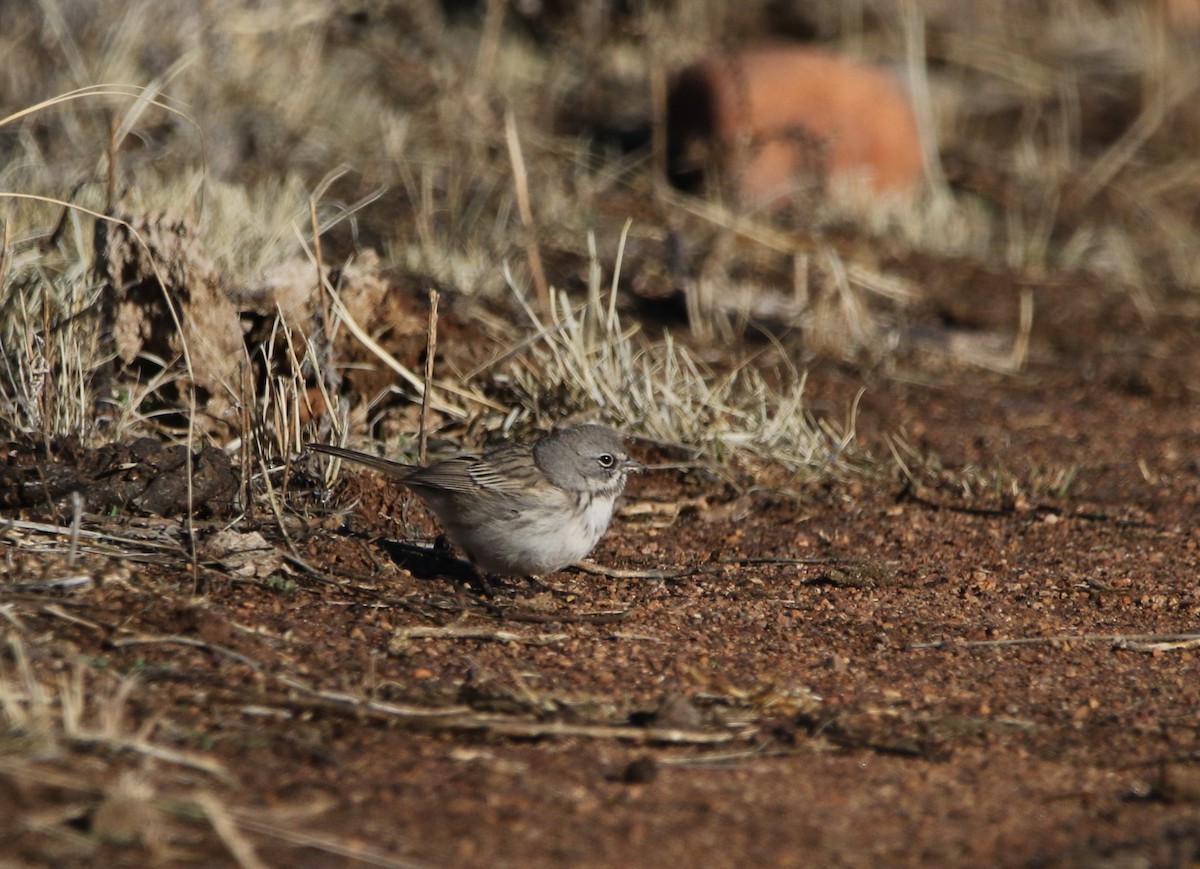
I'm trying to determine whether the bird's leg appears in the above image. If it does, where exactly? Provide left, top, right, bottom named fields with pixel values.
left=522, top=574, right=551, bottom=593
left=473, top=571, right=509, bottom=598
left=439, top=571, right=494, bottom=599
left=523, top=575, right=582, bottom=599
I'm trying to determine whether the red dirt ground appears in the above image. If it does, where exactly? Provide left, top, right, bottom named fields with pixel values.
left=2, top=273, right=1199, bottom=868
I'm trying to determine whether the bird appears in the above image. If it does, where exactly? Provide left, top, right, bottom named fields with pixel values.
left=307, top=424, right=642, bottom=578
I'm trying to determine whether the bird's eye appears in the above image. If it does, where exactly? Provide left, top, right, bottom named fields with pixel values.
left=598, top=453, right=616, bottom=468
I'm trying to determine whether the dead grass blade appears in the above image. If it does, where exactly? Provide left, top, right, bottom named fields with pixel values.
left=224, top=813, right=430, bottom=869
left=389, top=625, right=568, bottom=648
left=0, top=636, right=231, bottom=780
left=194, top=792, right=270, bottom=869
left=911, top=631, right=1200, bottom=652
left=494, top=251, right=848, bottom=476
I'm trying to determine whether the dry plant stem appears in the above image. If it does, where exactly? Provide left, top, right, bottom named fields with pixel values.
left=0, top=759, right=103, bottom=794
left=240, top=369, right=252, bottom=517
left=39, top=604, right=104, bottom=631
left=310, top=195, right=326, bottom=331
left=256, top=451, right=298, bottom=554
left=390, top=625, right=567, bottom=646
left=650, top=61, right=667, bottom=193
left=308, top=261, right=338, bottom=444
left=39, top=277, right=52, bottom=438
left=573, top=556, right=869, bottom=580
left=445, top=718, right=738, bottom=745
left=572, top=560, right=699, bottom=580
left=109, top=633, right=729, bottom=743
left=1121, top=637, right=1200, bottom=652
left=419, top=289, right=439, bottom=464
left=67, top=491, right=81, bottom=566
left=194, top=791, right=269, bottom=869
left=910, top=631, right=1200, bottom=651
left=900, top=487, right=1145, bottom=525
left=902, top=0, right=946, bottom=189
left=609, top=218, right=632, bottom=329
left=1009, top=287, right=1034, bottom=370
left=0, top=85, right=157, bottom=128
left=505, top=109, right=549, bottom=314
left=105, top=114, right=118, bottom=211
left=307, top=197, right=341, bottom=453
left=4, top=517, right=185, bottom=551
left=10, top=575, right=92, bottom=592
left=793, top=252, right=810, bottom=309
left=1072, top=73, right=1199, bottom=210
left=724, top=555, right=871, bottom=567
left=473, top=0, right=507, bottom=84
left=0, top=219, right=9, bottom=287
left=280, top=316, right=317, bottom=458
left=218, top=814, right=424, bottom=869
left=657, top=747, right=780, bottom=767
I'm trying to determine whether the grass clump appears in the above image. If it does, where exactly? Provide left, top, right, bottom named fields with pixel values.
left=488, top=239, right=849, bottom=476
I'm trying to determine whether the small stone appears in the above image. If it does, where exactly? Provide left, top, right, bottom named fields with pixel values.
left=622, top=756, right=658, bottom=785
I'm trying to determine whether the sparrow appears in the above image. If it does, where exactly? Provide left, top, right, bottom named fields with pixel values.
left=308, top=424, right=642, bottom=577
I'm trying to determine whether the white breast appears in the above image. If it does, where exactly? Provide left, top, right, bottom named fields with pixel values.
left=453, top=491, right=618, bottom=576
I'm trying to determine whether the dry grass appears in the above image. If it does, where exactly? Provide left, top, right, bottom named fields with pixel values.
left=0, top=634, right=225, bottom=776
left=2, top=0, right=1199, bottom=456
left=0, top=633, right=223, bottom=861
left=3, top=5, right=1200, bottom=864
left=489, top=244, right=848, bottom=474
left=0, top=629, right=436, bottom=866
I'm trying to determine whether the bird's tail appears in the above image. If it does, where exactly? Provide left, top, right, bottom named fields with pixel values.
left=307, top=443, right=415, bottom=478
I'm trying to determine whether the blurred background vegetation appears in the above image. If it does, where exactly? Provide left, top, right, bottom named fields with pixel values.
left=2, top=0, right=1198, bottom=470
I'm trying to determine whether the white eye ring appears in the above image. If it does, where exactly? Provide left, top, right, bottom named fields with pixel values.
left=597, top=453, right=616, bottom=468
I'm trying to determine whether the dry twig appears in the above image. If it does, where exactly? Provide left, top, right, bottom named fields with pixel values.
left=390, top=624, right=568, bottom=648
left=910, top=631, right=1200, bottom=652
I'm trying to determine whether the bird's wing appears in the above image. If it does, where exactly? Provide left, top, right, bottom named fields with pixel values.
left=406, top=444, right=536, bottom=495
left=313, top=441, right=539, bottom=496
left=395, top=455, right=479, bottom=493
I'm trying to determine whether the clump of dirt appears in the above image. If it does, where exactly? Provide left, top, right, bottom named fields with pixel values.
left=0, top=436, right=237, bottom=517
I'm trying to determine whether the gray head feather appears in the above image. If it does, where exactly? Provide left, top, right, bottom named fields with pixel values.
left=533, top=424, right=639, bottom=494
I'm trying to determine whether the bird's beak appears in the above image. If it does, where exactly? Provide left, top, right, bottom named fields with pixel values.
left=623, top=457, right=645, bottom=474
